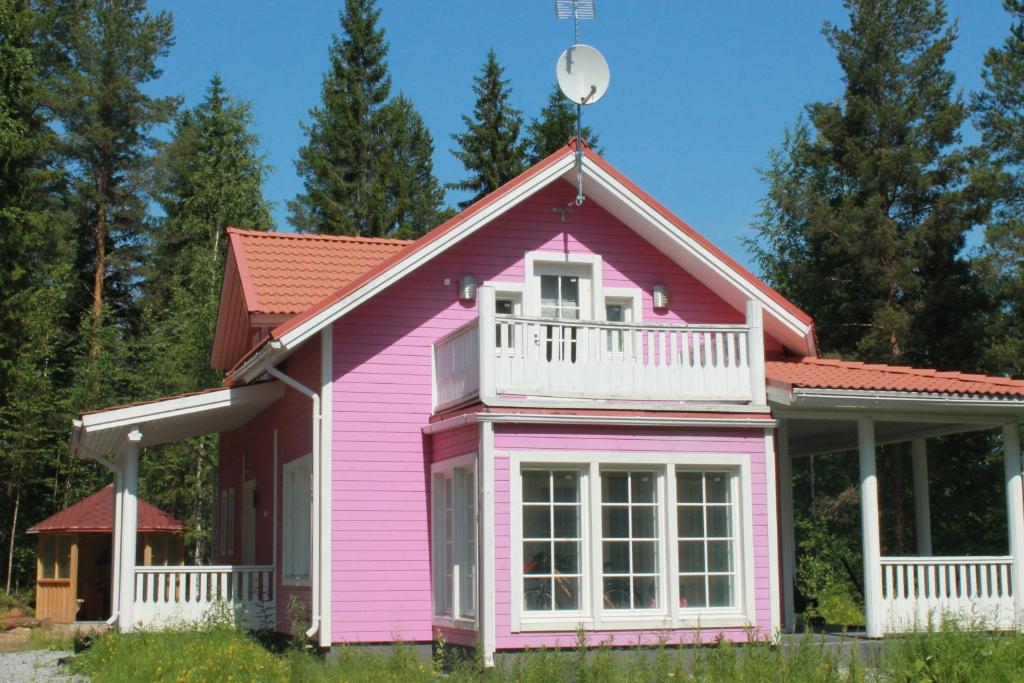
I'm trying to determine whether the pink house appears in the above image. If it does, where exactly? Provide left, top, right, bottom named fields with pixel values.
left=70, top=144, right=1024, bottom=660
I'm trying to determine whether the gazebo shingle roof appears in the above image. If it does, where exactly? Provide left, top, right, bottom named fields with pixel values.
left=26, top=485, right=186, bottom=534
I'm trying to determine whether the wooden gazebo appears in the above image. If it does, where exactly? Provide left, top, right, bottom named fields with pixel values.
left=27, top=485, right=186, bottom=623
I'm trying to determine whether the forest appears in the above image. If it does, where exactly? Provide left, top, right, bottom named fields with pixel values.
left=1, top=0, right=1022, bottom=624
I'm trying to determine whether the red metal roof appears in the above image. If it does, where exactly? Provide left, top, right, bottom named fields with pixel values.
left=227, top=228, right=412, bottom=316
left=766, top=357, right=1024, bottom=398
left=27, top=486, right=186, bottom=534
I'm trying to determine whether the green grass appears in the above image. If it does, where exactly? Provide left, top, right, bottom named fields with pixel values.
left=69, top=621, right=1024, bottom=682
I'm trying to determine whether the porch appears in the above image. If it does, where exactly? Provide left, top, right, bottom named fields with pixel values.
left=433, top=287, right=768, bottom=412
left=771, top=362, right=1024, bottom=636
left=69, top=381, right=285, bottom=632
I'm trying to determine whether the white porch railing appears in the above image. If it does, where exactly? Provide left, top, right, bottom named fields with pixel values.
left=433, top=314, right=758, bottom=411
left=133, top=565, right=275, bottom=630
left=881, top=556, right=1015, bottom=631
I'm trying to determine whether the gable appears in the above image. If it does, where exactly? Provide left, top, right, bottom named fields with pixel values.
left=229, top=144, right=816, bottom=381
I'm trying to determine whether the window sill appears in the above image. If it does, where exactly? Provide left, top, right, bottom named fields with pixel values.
left=282, top=576, right=311, bottom=588
left=515, top=609, right=752, bottom=633
left=432, top=616, right=478, bottom=632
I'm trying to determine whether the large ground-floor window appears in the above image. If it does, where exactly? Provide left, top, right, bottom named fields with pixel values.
left=510, top=453, right=756, bottom=632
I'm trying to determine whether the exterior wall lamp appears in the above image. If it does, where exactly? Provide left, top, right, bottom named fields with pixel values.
left=459, top=276, right=478, bottom=303
left=653, top=285, right=669, bottom=310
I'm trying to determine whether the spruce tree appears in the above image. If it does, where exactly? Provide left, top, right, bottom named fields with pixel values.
left=450, top=49, right=526, bottom=209
left=974, top=1, right=1024, bottom=377
left=747, top=0, right=987, bottom=369
left=290, top=0, right=443, bottom=237
left=525, top=84, right=600, bottom=164
left=0, top=0, right=75, bottom=592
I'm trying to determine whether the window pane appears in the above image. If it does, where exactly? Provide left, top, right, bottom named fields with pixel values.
left=523, top=543, right=550, bottom=574
left=706, top=473, right=731, bottom=503
left=632, top=542, right=658, bottom=573
left=552, top=471, right=579, bottom=502
left=523, top=471, right=550, bottom=502
left=707, top=540, right=732, bottom=572
left=496, top=299, right=513, bottom=315
left=524, top=578, right=551, bottom=610
left=603, top=578, right=631, bottom=609
left=632, top=507, right=657, bottom=538
left=677, top=506, right=704, bottom=538
left=554, top=577, right=580, bottom=610
left=633, top=577, right=659, bottom=609
left=541, top=276, right=558, bottom=316
left=631, top=473, right=656, bottom=503
left=708, top=575, right=733, bottom=607
left=602, top=472, right=629, bottom=503
left=554, top=542, right=579, bottom=574
left=602, top=541, right=630, bottom=573
left=679, top=541, right=705, bottom=572
left=677, top=472, right=703, bottom=503
left=602, top=507, right=629, bottom=538
left=605, top=303, right=624, bottom=322
left=523, top=507, right=550, bottom=538
left=561, top=276, right=579, bottom=309
left=707, top=507, right=731, bottom=538
left=40, top=537, right=55, bottom=579
left=553, top=507, right=579, bottom=538
left=679, top=575, right=707, bottom=608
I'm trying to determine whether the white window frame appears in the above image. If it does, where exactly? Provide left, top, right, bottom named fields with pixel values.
left=524, top=251, right=603, bottom=320
left=283, top=454, right=312, bottom=586
left=602, top=286, right=642, bottom=357
left=509, top=451, right=755, bottom=632
left=431, top=453, right=478, bottom=630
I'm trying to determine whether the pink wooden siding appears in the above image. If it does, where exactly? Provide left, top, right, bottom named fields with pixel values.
left=330, top=181, right=778, bottom=643
left=431, top=424, right=478, bottom=463
left=493, top=424, right=771, bottom=648
left=218, top=341, right=319, bottom=633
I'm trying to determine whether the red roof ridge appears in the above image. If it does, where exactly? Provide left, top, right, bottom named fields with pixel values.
left=226, top=226, right=414, bottom=247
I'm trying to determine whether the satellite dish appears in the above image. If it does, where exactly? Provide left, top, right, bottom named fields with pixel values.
left=556, top=44, right=610, bottom=106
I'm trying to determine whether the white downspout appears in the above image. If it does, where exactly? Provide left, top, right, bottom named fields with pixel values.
left=264, top=363, right=321, bottom=640
left=71, top=424, right=122, bottom=626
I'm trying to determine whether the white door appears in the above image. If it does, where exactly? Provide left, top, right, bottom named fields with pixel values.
left=241, top=478, right=256, bottom=565
left=537, top=269, right=591, bottom=363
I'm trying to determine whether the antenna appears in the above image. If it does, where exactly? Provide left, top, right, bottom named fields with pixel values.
left=553, top=0, right=609, bottom=210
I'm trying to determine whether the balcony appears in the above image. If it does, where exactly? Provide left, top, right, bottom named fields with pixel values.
left=432, top=287, right=766, bottom=412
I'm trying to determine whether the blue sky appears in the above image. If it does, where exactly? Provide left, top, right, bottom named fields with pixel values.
left=146, top=1, right=1013, bottom=271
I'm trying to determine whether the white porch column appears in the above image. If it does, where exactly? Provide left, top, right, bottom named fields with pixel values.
left=117, top=428, right=141, bottom=631
left=911, top=438, right=932, bottom=556
left=858, top=418, right=883, bottom=638
left=478, top=421, right=496, bottom=666
left=778, top=420, right=796, bottom=631
left=1003, top=423, right=1024, bottom=629
left=478, top=286, right=497, bottom=403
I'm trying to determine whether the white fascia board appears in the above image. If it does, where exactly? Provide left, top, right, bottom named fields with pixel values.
left=476, top=412, right=776, bottom=429
left=574, top=159, right=814, bottom=351
left=785, top=388, right=1024, bottom=417
left=267, top=156, right=577, bottom=355
left=79, top=382, right=283, bottom=433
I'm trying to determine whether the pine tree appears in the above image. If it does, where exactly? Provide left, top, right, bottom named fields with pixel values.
left=0, top=0, right=75, bottom=592
left=46, top=0, right=178, bottom=405
left=138, top=75, right=274, bottom=560
left=974, top=1, right=1024, bottom=377
left=525, top=84, right=600, bottom=164
left=747, top=0, right=988, bottom=370
left=290, top=0, right=444, bottom=237
left=450, top=50, right=526, bottom=209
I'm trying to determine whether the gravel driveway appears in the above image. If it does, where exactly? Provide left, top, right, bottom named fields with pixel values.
left=0, top=650, right=85, bottom=682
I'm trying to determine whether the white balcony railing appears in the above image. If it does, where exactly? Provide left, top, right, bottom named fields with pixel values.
left=432, top=287, right=766, bottom=412
left=133, top=564, right=275, bottom=629
left=881, top=556, right=1014, bottom=631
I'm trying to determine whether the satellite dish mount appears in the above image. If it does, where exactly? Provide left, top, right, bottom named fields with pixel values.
left=554, top=1, right=609, bottom=211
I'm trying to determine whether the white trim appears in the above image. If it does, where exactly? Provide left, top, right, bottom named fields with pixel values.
left=602, top=286, right=643, bottom=323
left=479, top=422, right=496, bottom=666
left=762, top=428, right=781, bottom=634
left=780, top=388, right=1024, bottom=414
left=525, top=250, right=602, bottom=320
left=318, top=327, right=333, bottom=646
left=507, top=451, right=757, bottom=633
left=423, top=412, right=774, bottom=435
left=234, top=156, right=577, bottom=380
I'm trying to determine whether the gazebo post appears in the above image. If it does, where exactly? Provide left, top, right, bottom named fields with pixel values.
left=116, top=428, right=142, bottom=631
